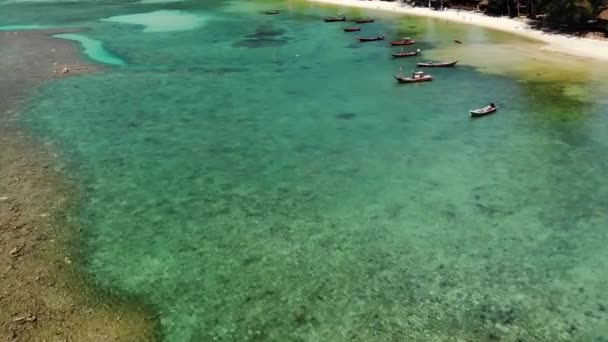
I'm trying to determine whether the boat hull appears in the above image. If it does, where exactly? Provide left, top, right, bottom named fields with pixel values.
left=343, top=27, right=361, bottom=32
left=358, top=35, right=385, bottom=42
left=394, top=75, right=433, bottom=83
left=390, top=40, right=415, bottom=46
left=417, top=61, right=458, bottom=67
left=324, top=17, right=346, bottom=22
left=392, top=52, right=417, bottom=58
left=469, top=107, right=497, bottom=117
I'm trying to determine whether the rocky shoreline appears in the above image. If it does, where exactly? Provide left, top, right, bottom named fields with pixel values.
left=0, top=30, right=156, bottom=342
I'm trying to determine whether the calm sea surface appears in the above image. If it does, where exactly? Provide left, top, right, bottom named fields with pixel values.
left=2, top=0, right=608, bottom=340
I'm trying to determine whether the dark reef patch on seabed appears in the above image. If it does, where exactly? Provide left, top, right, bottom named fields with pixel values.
left=246, top=26, right=286, bottom=39
left=336, top=112, right=356, bottom=120
left=233, top=25, right=289, bottom=48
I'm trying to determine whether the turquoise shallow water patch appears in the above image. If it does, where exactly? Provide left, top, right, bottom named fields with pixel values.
left=0, top=24, right=49, bottom=30
left=101, top=10, right=206, bottom=33
left=53, top=33, right=125, bottom=66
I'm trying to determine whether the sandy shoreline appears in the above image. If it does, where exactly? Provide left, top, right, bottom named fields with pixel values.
left=0, top=30, right=156, bottom=341
left=309, top=0, right=608, bottom=62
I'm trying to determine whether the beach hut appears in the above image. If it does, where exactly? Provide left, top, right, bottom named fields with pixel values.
left=598, top=8, right=608, bottom=32
left=598, top=8, right=608, bottom=23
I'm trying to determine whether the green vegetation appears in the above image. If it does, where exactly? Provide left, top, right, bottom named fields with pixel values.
left=487, top=0, right=605, bottom=23
left=405, top=0, right=607, bottom=31
left=541, top=0, right=604, bottom=26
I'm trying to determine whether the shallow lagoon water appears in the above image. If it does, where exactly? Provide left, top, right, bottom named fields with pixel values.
left=0, top=24, right=49, bottom=30
left=53, top=33, right=126, bottom=66
left=101, top=10, right=207, bottom=33
left=4, top=0, right=608, bottom=340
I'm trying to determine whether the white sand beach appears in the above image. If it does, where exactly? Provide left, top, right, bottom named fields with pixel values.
left=309, top=0, right=608, bottom=61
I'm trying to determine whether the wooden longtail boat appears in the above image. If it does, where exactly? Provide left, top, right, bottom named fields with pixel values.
left=389, top=38, right=415, bottom=46
left=354, top=18, right=375, bottom=23
left=470, top=104, right=497, bottom=117
left=391, top=50, right=418, bottom=58
left=357, top=34, right=385, bottom=42
left=264, top=10, right=279, bottom=14
left=324, top=16, right=346, bottom=22
left=343, top=27, right=361, bottom=32
left=394, top=71, right=432, bottom=83
left=416, top=61, right=458, bottom=67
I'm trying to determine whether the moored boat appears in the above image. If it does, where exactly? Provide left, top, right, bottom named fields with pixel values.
left=354, top=18, right=375, bottom=23
left=469, top=103, right=497, bottom=117
left=324, top=16, right=346, bottom=22
left=357, top=34, right=385, bottom=42
left=343, top=27, right=361, bottom=32
left=389, top=38, right=415, bottom=46
left=417, top=61, right=458, bottom=67
left=391, top=50, right=418, bottom=58
left=264, top=10, right=280, bottom=14
left=394, top=71, right=432, bottom=83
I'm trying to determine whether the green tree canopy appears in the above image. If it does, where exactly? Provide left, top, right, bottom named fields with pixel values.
left=544, top=0, right=598, bottom=25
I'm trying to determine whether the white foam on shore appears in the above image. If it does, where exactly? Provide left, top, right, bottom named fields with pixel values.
left=309, top=0, right=608, bottom=62
left=101, top=10, right=205, bottom=33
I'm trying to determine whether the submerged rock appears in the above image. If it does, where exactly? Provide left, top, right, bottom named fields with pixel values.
left=246, top=27, right=285, bottom=39
left=336, top=112, right=356, bottom=120
left=13, top=314, right=37, bottom=323
left=234, top=25, right=289, bottom=48
left=9, top=246, right=21, bottom=257
left=293, top=307, right=306, bottom=324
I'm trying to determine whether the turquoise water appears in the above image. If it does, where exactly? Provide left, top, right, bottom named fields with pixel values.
left=0, top=24, right=49, bottom=30
left=101, top=10, right=208, bottom=33
left=53, top=33, right=126, bottom=66
left=4, top=0, right=608, bottom=340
